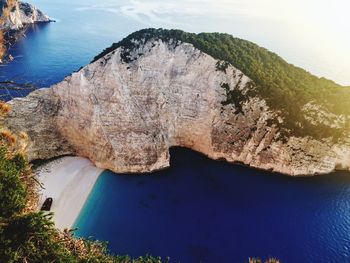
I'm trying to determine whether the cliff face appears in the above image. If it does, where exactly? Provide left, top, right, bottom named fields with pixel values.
left=0, top=0, right=50, bottom=30
left=0, top=0, right=50, bottom=59
left=5, top=39, right=350, bottom=176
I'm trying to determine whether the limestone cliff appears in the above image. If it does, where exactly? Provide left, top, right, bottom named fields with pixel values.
left=4, top=35, right=350, bottom=176
left=0, top=0, right=50, bottom=30
left=0, top=0, right=50, bottom=59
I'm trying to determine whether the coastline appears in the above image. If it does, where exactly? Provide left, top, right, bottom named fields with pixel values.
left=35, top=156, right=103, bottom=230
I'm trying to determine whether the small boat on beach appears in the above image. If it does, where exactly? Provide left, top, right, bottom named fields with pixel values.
left=41, top=197, right=53, bottom=211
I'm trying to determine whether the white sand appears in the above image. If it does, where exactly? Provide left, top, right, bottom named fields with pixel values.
left=35, top=156, right=103, bottom=230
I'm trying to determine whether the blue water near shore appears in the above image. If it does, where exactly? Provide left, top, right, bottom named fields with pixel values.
left=74, top=148, right=350, bottom=263
left=2, top=1, right=350, bottom=262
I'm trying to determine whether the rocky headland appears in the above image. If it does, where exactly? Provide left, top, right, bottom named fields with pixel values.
left=0, top=0, right=51, bottom=59
left=0, top=0, right=50, bottom=30
left=4, top=29, right=350, bottom=176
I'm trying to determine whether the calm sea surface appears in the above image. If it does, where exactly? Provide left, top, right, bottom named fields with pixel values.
left=75, top=148, right=350, bottom=263
left=1, top=1, right=350, bottom=262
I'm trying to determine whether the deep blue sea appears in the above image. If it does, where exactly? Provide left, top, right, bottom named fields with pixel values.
left=2, top=1, right=350, bottom=262
left=74, top=148, right=350, bottom=263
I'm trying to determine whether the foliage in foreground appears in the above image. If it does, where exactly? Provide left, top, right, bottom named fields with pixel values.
left=0, top=101, right=167, bottom=262
left=0, top=100, right=279, bottom=262
left=0, top=0, right=18, bottom=60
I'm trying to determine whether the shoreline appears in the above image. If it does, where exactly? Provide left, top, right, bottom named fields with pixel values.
left=35, top=156, right=104, bottom=230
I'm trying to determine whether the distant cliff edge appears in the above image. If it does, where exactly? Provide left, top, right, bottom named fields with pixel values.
left=5, top=29, right=350, bottom=176
left=0, top=0, right=51, bottom=60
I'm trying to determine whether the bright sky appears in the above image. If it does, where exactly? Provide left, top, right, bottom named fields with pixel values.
left=45, top=0, right=350, bottom=85
left=118, top=0, right=350, bottom=35
left=221, top=0, right=350, bottom=48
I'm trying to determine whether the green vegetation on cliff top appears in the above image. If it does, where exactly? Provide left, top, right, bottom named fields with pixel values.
left=94, top=28, right=350, bottom=140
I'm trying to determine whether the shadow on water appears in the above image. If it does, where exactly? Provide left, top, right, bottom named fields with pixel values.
left=74, top=147, right=350, bottom=263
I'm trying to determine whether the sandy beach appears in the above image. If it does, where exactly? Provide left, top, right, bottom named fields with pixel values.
left=35, top=156, right=103, bottom=230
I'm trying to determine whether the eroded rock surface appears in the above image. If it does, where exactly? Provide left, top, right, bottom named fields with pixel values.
left=0, top=0, right=50, bottom=31
left=5, top=40, right=350, bottom=175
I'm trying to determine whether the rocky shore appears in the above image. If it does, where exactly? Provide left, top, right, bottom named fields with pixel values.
left=0, top=0, right=51, bottom=60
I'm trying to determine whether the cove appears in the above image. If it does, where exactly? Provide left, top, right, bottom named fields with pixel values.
left=2, top=1, right=350, bottom=261
left=74, top=148, right=350, bottom=263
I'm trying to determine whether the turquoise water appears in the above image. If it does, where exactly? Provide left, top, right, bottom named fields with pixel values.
left=74, top=148, right=350, bottom=263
